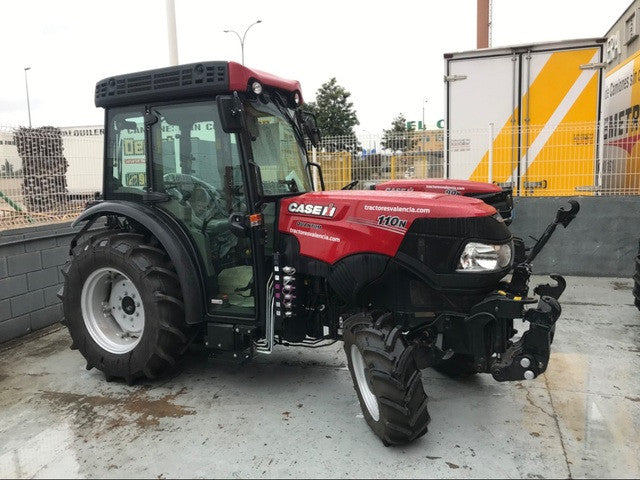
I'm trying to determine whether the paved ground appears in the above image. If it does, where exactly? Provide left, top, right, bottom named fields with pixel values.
left=0, top=276, right=638, bottom=479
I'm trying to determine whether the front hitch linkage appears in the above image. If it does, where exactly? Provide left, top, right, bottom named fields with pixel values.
left=491, top=200, right=579, bottom=382
left=490, top=295, right=561, bottom=382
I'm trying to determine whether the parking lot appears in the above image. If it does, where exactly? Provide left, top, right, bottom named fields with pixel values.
left=0, top=275, right=638, bottom=479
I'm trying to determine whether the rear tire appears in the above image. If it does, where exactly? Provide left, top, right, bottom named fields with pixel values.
left=61, top=230, right=187, bottom=384
left=343, top=311, right=430, bottom=446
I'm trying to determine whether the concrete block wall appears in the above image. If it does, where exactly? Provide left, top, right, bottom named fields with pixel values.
left=510, top=196, right=640, bottom=277
left=0, top=223, right=77, bottom=343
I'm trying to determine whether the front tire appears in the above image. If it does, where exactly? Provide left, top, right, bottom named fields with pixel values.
left=61, top=231, right=187, bottom=384
left=433, top=353, right=478, bottom=378
left=343, top=311, right=430, bottom=446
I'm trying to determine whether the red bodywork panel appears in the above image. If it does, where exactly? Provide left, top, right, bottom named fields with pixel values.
left=375, top=179, right=501, bottom=195
left=228, top=62, right=303, bottom=103
left=278, top=190, right=496, bottom=265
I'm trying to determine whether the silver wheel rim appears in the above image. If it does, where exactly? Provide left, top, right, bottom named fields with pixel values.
left=81, top=267, right=145, bottom=354
left=351, top=344, right=380, bottom=422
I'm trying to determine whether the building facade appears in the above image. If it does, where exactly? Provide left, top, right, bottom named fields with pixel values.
left=604, top=1, right=640, bottom=72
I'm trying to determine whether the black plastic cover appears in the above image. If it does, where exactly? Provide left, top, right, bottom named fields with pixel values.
left=95, top=62, right=229, bottom=108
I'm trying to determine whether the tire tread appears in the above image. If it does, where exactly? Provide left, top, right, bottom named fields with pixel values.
left=343, top=311, right=430, bottom=446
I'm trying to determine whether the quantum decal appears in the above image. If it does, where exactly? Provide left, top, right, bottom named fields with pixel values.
left=296, top=220, right=323, bottom=230
left=384, top=187, right=414, bottom=191
left=288, top=202, right=337, bottom=217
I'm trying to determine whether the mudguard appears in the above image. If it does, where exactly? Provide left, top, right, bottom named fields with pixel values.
left=71, top=201, right=206, bottom=325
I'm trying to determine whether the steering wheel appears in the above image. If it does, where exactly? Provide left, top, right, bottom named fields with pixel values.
left=190, top=185, right=213, bottom=218
left=164, top=172, right=227, bottom=219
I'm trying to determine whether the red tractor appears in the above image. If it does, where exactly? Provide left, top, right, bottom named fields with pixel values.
left=60, top=61, right=578, bottom=445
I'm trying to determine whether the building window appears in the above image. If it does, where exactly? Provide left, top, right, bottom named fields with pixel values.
left=626, top=11, right=638, bottom=45
left=606, top=32, right=621, bottom=63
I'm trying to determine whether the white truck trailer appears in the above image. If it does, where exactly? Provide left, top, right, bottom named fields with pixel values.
left=444, top=38, right=605, bottom=196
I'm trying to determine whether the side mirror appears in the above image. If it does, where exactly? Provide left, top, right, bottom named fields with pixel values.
left=301, top=111, right=321, bottom=147
left=217, top=92, right=246, bottom=133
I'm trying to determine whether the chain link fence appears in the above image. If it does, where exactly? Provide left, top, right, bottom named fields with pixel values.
left=1, top=122, right=638, bottom=230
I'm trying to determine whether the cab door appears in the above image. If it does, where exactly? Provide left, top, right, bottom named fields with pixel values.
left=147, top=100, right=259, bottom=319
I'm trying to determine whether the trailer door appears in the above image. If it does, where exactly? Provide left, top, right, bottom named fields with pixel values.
left=519, top=46, right=601, bottom=196
left=446, top=54, right=520, bottom=184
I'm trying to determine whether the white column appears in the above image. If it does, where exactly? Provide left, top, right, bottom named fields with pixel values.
left=166, top=0, right=179, bottom=65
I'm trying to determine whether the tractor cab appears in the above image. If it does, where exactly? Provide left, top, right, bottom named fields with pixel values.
left=97, top=61, right=318, bottom=328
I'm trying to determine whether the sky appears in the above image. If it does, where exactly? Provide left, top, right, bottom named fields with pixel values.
left=0, top=0, right=633, bottom=134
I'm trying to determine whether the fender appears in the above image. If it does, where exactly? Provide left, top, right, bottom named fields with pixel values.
left=71, top=201, right=206, bottom=325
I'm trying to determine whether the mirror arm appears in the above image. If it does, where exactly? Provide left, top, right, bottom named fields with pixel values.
left=307, top=162, right=325, bottom=191
left=232, top=91, right=247, bottom=130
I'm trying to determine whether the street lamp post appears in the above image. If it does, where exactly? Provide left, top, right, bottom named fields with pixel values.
left=224, top=20, right=262, bottom=65
left=24, top=67, right=32, bottom=128
left=422, top=97, right=428, bottom=130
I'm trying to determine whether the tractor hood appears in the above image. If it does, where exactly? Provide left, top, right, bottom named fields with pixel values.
left=278, top=190, right=497, bottom=264
left=374, top=179, right=514, bottom=225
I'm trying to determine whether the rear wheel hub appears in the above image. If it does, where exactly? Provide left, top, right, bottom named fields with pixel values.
left=81, top=267, right=145, bottom=354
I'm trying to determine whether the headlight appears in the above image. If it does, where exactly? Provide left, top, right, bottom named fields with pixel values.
left=457, top=242, right=512, bottom=272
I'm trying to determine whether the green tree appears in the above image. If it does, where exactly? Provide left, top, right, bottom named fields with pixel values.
left=381, top=113, right=417, bottom=152
left=305, top=78, right=359, bottom=151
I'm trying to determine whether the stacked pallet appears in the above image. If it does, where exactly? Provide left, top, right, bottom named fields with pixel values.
left=14, top=127, right=69, bottom=213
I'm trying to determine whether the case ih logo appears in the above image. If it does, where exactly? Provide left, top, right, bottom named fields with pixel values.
left=288, top=202, right=337, bottom=217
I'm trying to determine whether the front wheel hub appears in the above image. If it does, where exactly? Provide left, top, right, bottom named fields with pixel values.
left=121, top=296, right=136, bottom=315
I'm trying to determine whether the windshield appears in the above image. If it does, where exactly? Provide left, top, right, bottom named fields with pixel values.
left=245, top=99, right=312, bottom=195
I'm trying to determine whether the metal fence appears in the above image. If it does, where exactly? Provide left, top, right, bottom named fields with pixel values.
left=1, top=121, right=638, bottom=231
left=311, top=123, right=640, bottom=196
left=0, top=126, right=102, bottom=230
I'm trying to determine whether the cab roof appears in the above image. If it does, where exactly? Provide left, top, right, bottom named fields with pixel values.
left=95, top=61, right=303, bottom=108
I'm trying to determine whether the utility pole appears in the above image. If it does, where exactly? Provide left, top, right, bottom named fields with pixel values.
left=166, top=0, right=179, bottom=65
left=477, top=0, right=491, bottom=49
left=24, top=67, right=32, bottom=128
